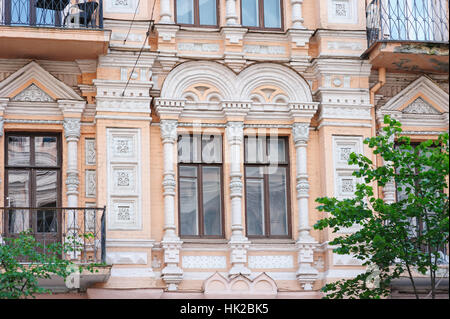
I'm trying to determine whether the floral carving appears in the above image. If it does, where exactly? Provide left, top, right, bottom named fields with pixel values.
left=11, top=84, right=53, bottom=102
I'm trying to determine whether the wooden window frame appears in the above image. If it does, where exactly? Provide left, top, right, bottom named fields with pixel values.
left=240, top=0, right=284, bottom=31
left=243, top=136, right=292, bottom=239
left=4, top=132, right=62, bottom=237
left=174, top=0, right=220, bottom=28
left=177, top=134, right=224, bottom=238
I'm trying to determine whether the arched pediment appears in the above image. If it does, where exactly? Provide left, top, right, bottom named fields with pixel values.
left=160, top=61, right=313, bottom=103
left=377, top=76, right=449, bottom=127
left=160, top=61, right=236, bottom=100
left=0, top=61, right=84, bottom=102
left=237, top=63, right=312, bottom=102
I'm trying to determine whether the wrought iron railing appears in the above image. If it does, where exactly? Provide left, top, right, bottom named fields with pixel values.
left=1, top=207, right=106, bottom=264
left=0, top=0, right=103, bottom=28
left=366, top=0, right=449, bottom=48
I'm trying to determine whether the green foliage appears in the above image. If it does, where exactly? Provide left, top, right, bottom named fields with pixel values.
left=0, top=231, right=102, bottom=299
left=314, top=115, right=449, bottom=299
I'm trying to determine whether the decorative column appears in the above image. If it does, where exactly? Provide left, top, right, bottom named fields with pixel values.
left=226, top=121, right=251, bottom=276
left=160, top=0, right=174, bottom=24
left=292, top=122, right=318, bottom=290
left=225, top=0, right=238, bottom=25
left=291, top=0, right=305, bottom=29
left=63, top=118, right=81, bottom=259
left=160, top=119, right=183, bottom=291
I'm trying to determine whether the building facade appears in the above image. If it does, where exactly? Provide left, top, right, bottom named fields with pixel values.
left=0, top=0, right=448, bottom=298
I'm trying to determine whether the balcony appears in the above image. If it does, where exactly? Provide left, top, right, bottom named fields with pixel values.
left=364, top=0, right=449, bottom=73
left=1, top=207, right=110, bottom=291
left=0, top=0, right=110, bottom=60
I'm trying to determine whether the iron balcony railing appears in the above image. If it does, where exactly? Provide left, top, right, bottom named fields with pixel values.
left=0, top=0, right=103, bottom=28
left=1, top=207, right=106, bottom=264
left=366, top=0, right=449, bottom=48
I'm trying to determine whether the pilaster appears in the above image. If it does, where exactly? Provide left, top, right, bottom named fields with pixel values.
left=292, top=122, right=319, bottom=290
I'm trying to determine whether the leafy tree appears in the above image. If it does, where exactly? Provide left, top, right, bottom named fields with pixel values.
left=0, top=230, right=100, bottom=299
left=314, top=115, right=449, bottom=299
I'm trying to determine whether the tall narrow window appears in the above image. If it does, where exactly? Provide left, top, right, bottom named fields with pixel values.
left=241, top=0, right=282, bottom=29
left=175, top=0, right=218, bottom=27
left=244, top=136, right=290, bottom=238
left=178, top=134, right=223, bottom=238
left=4, top=133, right=61, bottom=244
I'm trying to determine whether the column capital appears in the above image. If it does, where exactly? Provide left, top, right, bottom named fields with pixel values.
left=226, top=121, right=244, bottom=145
left=160, top=120, right=178, bottom=144
left=63, top=118, right=81, bottom=140
left=292, top=122, right=310, bottom=145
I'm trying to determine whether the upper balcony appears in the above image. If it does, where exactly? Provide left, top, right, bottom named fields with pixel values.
left=364, top=0, right=449, bottom=74
left=0, top=0, right=110, bottom=61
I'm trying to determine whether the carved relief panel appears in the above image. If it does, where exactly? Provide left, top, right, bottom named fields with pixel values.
left=107, top=128, right=141, bottom=230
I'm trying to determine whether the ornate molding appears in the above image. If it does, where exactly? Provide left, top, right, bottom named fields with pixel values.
left=403, top=97, right=441, bottom=114
left=182, top=256, right=227, bottom=269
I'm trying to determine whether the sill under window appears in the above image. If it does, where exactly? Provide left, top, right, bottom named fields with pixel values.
left=181, top=238, right=228, bottom=244
left=249, top=238, right=295, bottom=245
left=177, top=24, right=220, bottom=32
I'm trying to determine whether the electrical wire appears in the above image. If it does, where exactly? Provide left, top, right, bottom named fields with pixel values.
left=123, top=0, right=141, bottom=45
left=121, top=0, right=157, bottom=97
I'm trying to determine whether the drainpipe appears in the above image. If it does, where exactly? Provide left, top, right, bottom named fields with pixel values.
left=369, top=67, right=386, bottom=198
left=370, top=67, right=386, bottom=106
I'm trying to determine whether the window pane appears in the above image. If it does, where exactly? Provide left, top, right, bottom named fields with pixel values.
left=246, top=166, right=264, bottom=178
left=245, top=136, right=266, bottom=163
left=8, top=136, right=30, bottom=166
left=35, top=136, right=58, bottom=166
left=36, top=170, right=57, bottom=208
left=202, top=166, right=222, bottom=235
left=263, top=0, right=281, bottom=28
left=199, top=0, right=217, bottom=25
left=268, top=167, right=288, bottom=236
left=178, top=135, right=192, bottom=163
left=7, top=170, right=30, bottom=233
left=202, top=135, right=222, bottom=163
left=268, top=137, right=286, bottom=164
left=176, top=0, right=194, bottom=24
left=179, top=167, right=199, bottom=236
left=242, top=0, right=259, bottom=27
left=246, top=178, right=265, bottom=236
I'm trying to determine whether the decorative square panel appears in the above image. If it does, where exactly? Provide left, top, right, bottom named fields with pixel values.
left=112, top=166, right=137, bottom=193
left=109, top=199, right=140, bottom=230
left=328, top=0, right=357, bottom=24
left=341, top=178, right=355, bottom=193
left=108, top=130, right=139, bottom=162
left=339, top=146, right=354, bottom=163
left=333, top=136, right=363, bottom=168
left=105, top=0, right=138, bottom=14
